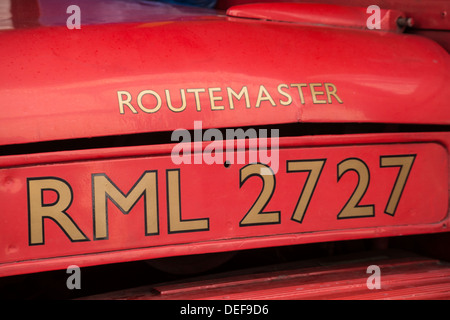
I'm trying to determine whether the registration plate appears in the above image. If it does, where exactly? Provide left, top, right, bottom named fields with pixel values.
left=0, top=137, right=448, bottom=276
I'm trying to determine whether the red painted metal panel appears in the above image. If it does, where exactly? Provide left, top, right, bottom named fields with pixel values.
left=227, top=3, right=405, bottom=32
left=82, top=251, right=450, bottom=300
left=0, top=2, right=449, bottom=146
left=0, top=133, right=449, bottom=277
left=218, top=0, right=450, bottom=31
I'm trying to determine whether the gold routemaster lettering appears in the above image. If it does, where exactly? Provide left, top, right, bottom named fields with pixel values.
left=118, top=82, right=344, bottom=114
left=255, top=85, right=276, bottom=108
left=117, top=90, right=138, bottom=114
left=187, top=88, right=206, bottom=112
left=209, top=87, right=224, bottom=110
left=166, top=89, right=187, bottom=112
left=277, top=84, right=293, bottom=106
left=324, top=83, right=343, bottom=104
left=290, top=83, right=307, bottom=104
left=309, top=83, right=327, bottom=104
left=137, top=90, right=162, bottom=113
left=227, top=86, right=251, bottom=109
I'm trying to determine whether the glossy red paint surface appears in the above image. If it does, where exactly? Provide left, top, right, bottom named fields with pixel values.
left=0, top=1, right=449, bottom=146
left=218, top=0, right=450, bottom=30
left=0, top=132, right=449, bottom=277
left=227, top=3, right=405, bottom=32
left=0, top=0, right=449, bottom=281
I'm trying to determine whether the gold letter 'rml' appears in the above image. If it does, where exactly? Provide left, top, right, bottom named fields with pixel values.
left=92, top=171, right=159, bottom=240
left=27, top=177, right=89, bottom=245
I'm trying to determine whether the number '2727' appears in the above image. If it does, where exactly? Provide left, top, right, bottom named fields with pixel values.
left=239, top=155, right=416, bottom=226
